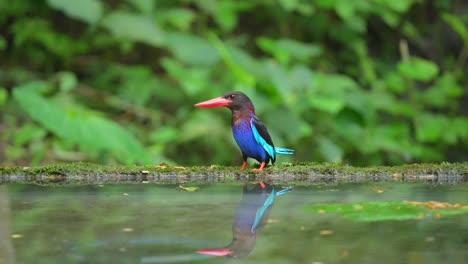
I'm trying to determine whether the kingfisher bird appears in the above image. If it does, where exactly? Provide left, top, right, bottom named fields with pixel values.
left=196, top=182, right=293, bottom=258
left=194, top=91, right=294, bottom=171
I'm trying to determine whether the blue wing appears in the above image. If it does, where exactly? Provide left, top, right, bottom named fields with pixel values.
left=250, top=117, right=294, bottom=161
left=250, top=186, right=293, bottom=233
left=251, top=187, right=276, bottom=233
left=250, top=116, right=276, bottom=161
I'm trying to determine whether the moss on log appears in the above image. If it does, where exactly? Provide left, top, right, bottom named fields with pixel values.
left=0, top=162, right=467, bottom=185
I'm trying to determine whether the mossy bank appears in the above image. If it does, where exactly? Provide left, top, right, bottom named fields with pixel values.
left=0, top=162, right=466, bottom=185
left=0, top=162, right=468, bottom=185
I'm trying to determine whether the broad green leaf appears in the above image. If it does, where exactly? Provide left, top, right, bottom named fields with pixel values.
left=257, top=37, right=322, bottom=64
left=305, top=200, right=468, bottom=222
left=397, top=57, right=439, bottom=81
left=452, top=117, right=468, bottom=140
left=150, top=126, right=178, bottom=144
left=11, top=18, right=87, bottom=58
left=264, top=61, right=290, bottom=93
left=278, top=38, right=322, bottom=59
left=335, top=1, right=355, bottom=20
left=14, top=124, right=47, bottom=145
left=309, top=95, right=345, bottom=114
left=265, top=108, right=312, bottom=142
left=318, top=137, right=343, bottom=162
left=257, top=37, right=289, bottom=64
left=334, top=1, right=368, bottom=32
left=161, top=58, right=210, bottom=95
left=165, top=32, right=218, bottom=66
left=438, top=73, right=464, bottom=97
left=47, top=0, right=102, bottom=24
left=116, top=65, right=159, bottom=106
left=313, top=73, right=359, bottom=91
left=196, top=0, right=252, bottom=31
left=102, top=11, right=163, bottom=46
left=180, top=111, right=226, bottom=142
left=129, top=0, right=155, bottom=14
left=279, top=0, right=314, bottom=15
left=442, top=13, right=468, bottom=43
left=13, top=81, right=150, bottom=164
left=384, top=72, right=406, bottom=93
left=374, top=0, right=414, bottom=13
left=157, top=8, right=195, bottom=30
left=0, top=87, right=7, bottom=106
left=415, top=114, right=447, bottom=143
left=423, top=73, right=464, bottom=108
left=209, top=33, right=256, bottom=86
left=57, top=71, right=77, bottom=92
left=278, top=0, right=299, bottom=11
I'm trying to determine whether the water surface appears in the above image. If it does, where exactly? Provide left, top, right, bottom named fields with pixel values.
left=1, top=183, right=467, bottom=264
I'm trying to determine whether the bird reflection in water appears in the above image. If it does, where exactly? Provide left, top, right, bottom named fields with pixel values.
left=197, top=182, right=292, bottom=258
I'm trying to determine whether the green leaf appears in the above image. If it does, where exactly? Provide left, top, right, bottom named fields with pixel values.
left=313, top=73, right=359, bottom=92
left=13, top=81, right=150, bottom=164
left=102, top=11, right=164, bottom=47
left=305, top=200, right=468, bottom=222
left=278, top=0, right=299, bottom=11
left=452, top=117, right=468, bottom=140
left=415, top=114, right=448, bottom=143
left=178, top=185, right=199, bottom=192
left=161, top=58, right=210, bottom=96
left=374, top=0, right=414, bottom=13
left=157, top=8, right=195, bottom=30
left=47, top=0, right=102, bottom=24
left=423, top=73, right=464, bottom=108
left=14, top=123, right=47, bottom=145
left=318, top=137, right=343, bottom=162
left=164, top=32, right=218, bottom=66
left=442, top=13, right=468, bottom=43
left=0, top=87, right=7, bottom=106
left=11, top=18, right=87, bottom=58
left=129, top=0, right=155, bottom=14
left=257, top=37, right=322, bottom=64
left=180, top=111, right=226, bottom=142
left=57, top=71, right=77, bottom=92
left=150, top=126, right=178, bottom=144
left=209, top=33, right=256, bottom=86
left=384, top=72, right=406, bottom=93
left=397, top=57, right=439, bottom=81
left=196, top=0, right=252, bottom=31
left=309, top=95, right=345, bottom=114
left=116, top=65, right=159, bottom=106
left=264, top=61, right=290, bottom=92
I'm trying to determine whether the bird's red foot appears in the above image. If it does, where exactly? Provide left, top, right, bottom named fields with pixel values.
left=252, top=162, right=266, bottom=172
left=252, top=181, right=266, bottom=188
left=240, top=161, right=247, bottom=171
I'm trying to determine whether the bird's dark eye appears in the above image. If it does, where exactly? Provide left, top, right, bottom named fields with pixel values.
left=230, top=94, right=235, bottom=99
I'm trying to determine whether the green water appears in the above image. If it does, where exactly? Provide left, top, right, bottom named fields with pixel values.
left=1, top=183, right=467, bottom=264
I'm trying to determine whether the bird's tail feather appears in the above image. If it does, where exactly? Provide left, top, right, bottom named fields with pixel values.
left=275, top=147, right=294, bottom=154
left=275, top=186, right=293, bottom=196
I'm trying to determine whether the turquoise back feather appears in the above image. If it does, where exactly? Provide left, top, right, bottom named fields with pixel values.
left=250, top=118, right=294, bottom=158
left=250, top=117, right=276, bottom=160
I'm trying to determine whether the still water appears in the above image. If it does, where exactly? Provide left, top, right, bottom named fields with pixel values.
left=1, top=182, right=467, bottom=264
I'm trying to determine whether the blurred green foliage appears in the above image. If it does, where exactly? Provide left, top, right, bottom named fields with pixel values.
left=0, top=0, right=467, bottom=166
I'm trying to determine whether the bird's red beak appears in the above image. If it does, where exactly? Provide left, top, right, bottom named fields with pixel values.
left=194, top=96, right=231, bottom=108
left=196, top=247, right=233, bottom=256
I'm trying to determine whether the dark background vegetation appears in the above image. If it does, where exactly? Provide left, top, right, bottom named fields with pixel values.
left=0, top=0, right=467, bottom=167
